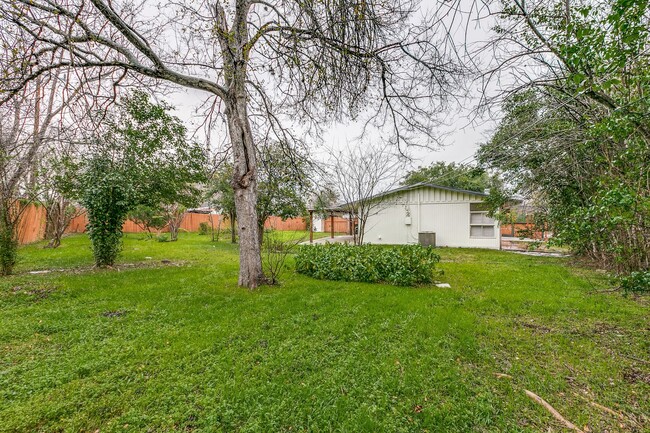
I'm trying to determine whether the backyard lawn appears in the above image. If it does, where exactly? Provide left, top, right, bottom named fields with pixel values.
left=1, top=233, right=648, bottom=432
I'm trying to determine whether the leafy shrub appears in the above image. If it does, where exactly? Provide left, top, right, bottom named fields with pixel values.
left=618, top=271, right=650, bottom=295
left=295, top=243, right=441, bottom=286
left=0, top=222, right=18, bottom=276
left=198, top=222, right=210, bottom=235
left=82, top=158, right=133, bottom=267
left=129, top=205, right=166, bottom=238
left=156, top=234, right=169, bottom=243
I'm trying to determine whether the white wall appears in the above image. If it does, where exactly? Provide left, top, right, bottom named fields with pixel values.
left=312, top=217, right=324, bottom=232
left=363, top=186, right=500, bottom=249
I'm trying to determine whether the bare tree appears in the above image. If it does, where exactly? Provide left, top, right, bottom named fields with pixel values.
left=42, top=196, right=85, bottom=248
left=0, top=0, right=463, bottom=287
left=36, top=129, right=89, bottom=248
left=329, top=142, right=404, bottom=245
left=0, top=66, right=81, bottom=273
left=163, top=203, right=186, bottom=242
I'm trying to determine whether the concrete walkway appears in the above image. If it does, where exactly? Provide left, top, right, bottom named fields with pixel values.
left=301, top=235, right=355, bottom=245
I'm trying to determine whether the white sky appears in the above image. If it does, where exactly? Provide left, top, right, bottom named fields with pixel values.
left=161, top=0, right=499, bottom=172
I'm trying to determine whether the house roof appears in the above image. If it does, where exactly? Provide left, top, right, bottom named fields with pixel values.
left=317, top=183, right=488, bottom=213
left=376, top=182, right=489, bottom=198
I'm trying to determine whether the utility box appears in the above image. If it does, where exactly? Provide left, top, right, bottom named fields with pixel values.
left=418, top=232, right=436, bottom=247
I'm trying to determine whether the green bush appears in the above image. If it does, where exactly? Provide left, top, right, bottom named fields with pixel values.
left=198, top=222, right=210, bottom=235
left=0, top=223, right=18, bottom=276
left=618, top=271, right=650, bottom=295
left=295, top=243, right=441, bottom=286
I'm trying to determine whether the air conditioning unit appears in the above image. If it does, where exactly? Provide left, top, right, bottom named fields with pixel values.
left=418, top=232, right=436, bottom=247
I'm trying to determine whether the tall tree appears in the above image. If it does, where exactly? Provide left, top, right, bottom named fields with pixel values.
left=0, top=69, right=81, bottom=274
left=401, top=162, right=490, bottom=192
left=478, top=0, right=650, bottom=273
left=0, top=0, right=462, bottom=288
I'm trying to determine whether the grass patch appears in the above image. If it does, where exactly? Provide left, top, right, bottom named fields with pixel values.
left=1, top=234, right=648, bottom=432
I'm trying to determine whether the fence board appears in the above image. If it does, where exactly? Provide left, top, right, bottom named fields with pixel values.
left=16, top=204, right=46, bottom=244
left=18, top=204, right=308, bottom=244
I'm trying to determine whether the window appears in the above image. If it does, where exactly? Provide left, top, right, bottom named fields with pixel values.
left=470, top=203, right=495, bottom=238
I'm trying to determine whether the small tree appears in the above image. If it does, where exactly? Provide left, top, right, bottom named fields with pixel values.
left=330, top=142, right=403, bottom=245
left=0, top=70, right=80, bottom=273
left=0, top=205, right=19, bottom=276
left=43, top=199, right=84, bottom=248
left=77, top=91, right=206, bottom=267
left=206, top=163, right=237, bottom=244
left=128, top=205, right=167, bottom=239
left=161, top=204, right=187, bottom=242
left=256, top=143, right=310, bottom=244
left=261, top=230, right=304, bottom=285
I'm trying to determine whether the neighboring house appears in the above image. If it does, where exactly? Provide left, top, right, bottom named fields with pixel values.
left=361, top=183, right=501, bottom=249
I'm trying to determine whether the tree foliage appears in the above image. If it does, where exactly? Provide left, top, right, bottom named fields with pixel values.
left=208, top=143, right=311, bottom=245
left=256, top=143, right=310, bottom=242
left=206, top=163, right=237, bottom=243
left=478, top=0, right=650, bottom=274
left=128, top=205, right=167, bottom=239
left=77, top=91, right=206, bottom=267
left=401, top=162, right=490, bottom=192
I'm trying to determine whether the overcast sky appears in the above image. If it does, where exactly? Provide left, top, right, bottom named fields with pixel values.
left=161, top=0, right=500, bottom=172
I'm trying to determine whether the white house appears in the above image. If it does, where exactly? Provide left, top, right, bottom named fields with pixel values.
left=362, top=183, right=501, bottom=249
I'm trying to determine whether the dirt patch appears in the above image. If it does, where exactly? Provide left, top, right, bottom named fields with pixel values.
left=19, top=260, right=187, bottom=277
left=11, top=285, right=55, bottom=301
left=102, top=310, right=127, bottom=318
left=622, top=367, right=650, bottom=385
left=592, top=322, right=627, bottom=336
left=519, top=320, right=553, bottom=334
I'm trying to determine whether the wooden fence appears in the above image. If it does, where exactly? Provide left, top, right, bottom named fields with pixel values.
left=324, top=217, right=353, bottom=234
left=16, top=204, right=47, bottom=244
left=500, top=222, right=550, bottom=240
left=16, top=204, right=308, bottom=245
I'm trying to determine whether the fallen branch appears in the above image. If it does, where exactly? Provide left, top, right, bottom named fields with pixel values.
left=590, top=402, right=624, bottom=420
left=525, top=389, right=585, bottom=433
left=622, top=354, right=650, bottom=365
left=591, top=401, right=641, bottom=427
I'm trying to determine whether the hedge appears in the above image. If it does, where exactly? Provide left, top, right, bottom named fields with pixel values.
left=295, top=243, right=441, bottom=286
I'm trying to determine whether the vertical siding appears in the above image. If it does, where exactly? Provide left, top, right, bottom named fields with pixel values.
left=363, top=186, right=500, bottom=249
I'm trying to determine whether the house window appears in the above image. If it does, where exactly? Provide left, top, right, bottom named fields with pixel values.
left=470, top=203, right=495, bottom=238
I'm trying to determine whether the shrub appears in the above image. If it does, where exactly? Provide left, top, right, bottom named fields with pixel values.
left=0, top=222, right=18, bottom=276
left=295, top=243, right=441, bottom=286
left=129, top=205, right=166, bottom=238
left=262, top=231, right=303, bottom=285
left=198, top=222, right=210, bottom=235
left=618, top=271, right=650, bottom=295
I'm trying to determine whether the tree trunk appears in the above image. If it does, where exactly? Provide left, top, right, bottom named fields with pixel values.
left=229, top=211, right=236, bottom=244
left=258, top=220, right=265, bottom=246
left=226, top=97, right=265, bottom=288
left=0, top=200, right=18, bottom=276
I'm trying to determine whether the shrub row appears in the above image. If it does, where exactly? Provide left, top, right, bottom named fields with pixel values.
left=295, top=243, right=441, bottom=286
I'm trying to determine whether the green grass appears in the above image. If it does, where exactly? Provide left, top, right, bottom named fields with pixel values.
left=264, top=230, right=344, bottom=242
left=1, top=233, right=648, bottom=432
